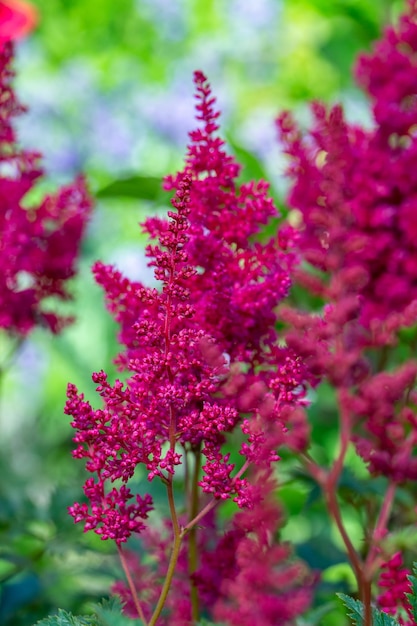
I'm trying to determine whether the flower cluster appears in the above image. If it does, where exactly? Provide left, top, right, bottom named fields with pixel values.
left=275, top=1, right=417, bottom=621
left=0, top=42, right=91, bottom=335
left=278, top=0, right=417, bottom=324
left=67, top=71, right=311, bottom=623
left=114, top=476, right=313, bottom=625
left=277, top=0, right=417, bottom=485
left=377, top=553, right=413, bottom=626
left=62, top=3, right=417, bottom=625
left=68, top=70, right=304, bottom=536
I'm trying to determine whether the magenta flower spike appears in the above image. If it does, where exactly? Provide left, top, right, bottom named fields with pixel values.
left=67, top=71, right=312, bottom=625
left=0, top=43, right=92, bottom=336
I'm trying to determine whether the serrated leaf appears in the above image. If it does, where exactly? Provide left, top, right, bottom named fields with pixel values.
left=96, top=176, right=164, bottom=201
left=337, top=593, right=364, bottom=625
left=337, top=594, right=400, bottom=626
left=406, top=563, right=417, bottom=621
left=93, top=597, right=142, bottom=626
left=34, top=609, right=97, bottom=626
left=371, top=610, right=400, bottom=626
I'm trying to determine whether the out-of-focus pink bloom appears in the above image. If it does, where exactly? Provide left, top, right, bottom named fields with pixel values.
left=0, top=0, right=37, bottom=43
left=0, top=43, right=92, bottom=335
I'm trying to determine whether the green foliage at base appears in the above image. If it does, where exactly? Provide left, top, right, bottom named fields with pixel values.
left=35, top=599, right=141, bottom=626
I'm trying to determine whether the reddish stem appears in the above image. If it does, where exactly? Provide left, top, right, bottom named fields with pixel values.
left=117, top=545, right=148, bottom=625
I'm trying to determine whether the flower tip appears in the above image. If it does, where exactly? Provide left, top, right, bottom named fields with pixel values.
left=193, top=69, right=208, bottom=85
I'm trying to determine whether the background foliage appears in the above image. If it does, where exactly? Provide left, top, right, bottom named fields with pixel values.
left=0, top=1, right=409, bottom=624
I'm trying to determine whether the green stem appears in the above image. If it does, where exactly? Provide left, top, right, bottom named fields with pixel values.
left=148, top=529, right=182, bottom=626
left=148, top=479, right=181, bottom=626
left=188, top=445, right=201, bottom=622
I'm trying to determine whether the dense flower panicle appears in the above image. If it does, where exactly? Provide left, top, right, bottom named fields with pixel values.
left=162, top=71, right=294, bottom=364
left=115, top=482, right=312, bottom=626
left=349, top=363, right=417, bottom=481
left=69, top=70, right=311, bottom=622
left=211, top=475, right=314, bottom=626
left=277, top=0, right=417, bottom=326
left=355, top=0, right=417, bottom=137
left=0, top=43, right=92, bottom=335
left=276, top=0, right=417, bottom=484
left=377, top=552, right=414, bottom=626
left=67, top=177, right=253, bottom=542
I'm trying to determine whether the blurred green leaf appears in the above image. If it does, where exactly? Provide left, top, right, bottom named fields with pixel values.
left=0, top=559, right=18, bottom=583
left=226, top=135, right=269, bottom=183
left=96, top=176, right=164, bottom=201
left=35, top=598, right=142, bottom=626
left=296, top=601, right=338, bottom=625
left=382, top=525, right=417, bottom=555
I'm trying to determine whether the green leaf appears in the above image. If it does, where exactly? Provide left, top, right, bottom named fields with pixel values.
left=406, top=562, right=417, bottom=621
left=226, top=135, right=269, bottom=183
left=93, top=597, right=142, bottom=626
left=337, top=593, right=364, bottom=625
left=34, top=609, right=97, bottom=626
left=0, top=557, right=19, bottom=582
left=296, top=600, right=337, bottom=625
left=337, top=594, right=400, bottom=626
left=96, top=175, right=164, bottom=201
left=34, top=599, right=143, bottom=626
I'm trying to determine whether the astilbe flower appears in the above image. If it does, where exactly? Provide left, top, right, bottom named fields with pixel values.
left=377, top=552, right=414, bottom=626
left=274, top=2, right=417, bottom=623
left=278, top=0, right=417, bottom=325
left=0, top=42, right=91, bottom=335
left=68, top=71, right=312, bottom=624
left=276, top=0, right=417, bottom=485
left=114, top=479, right=313, bottom=626
left=210, top=473, right=313, bottom=626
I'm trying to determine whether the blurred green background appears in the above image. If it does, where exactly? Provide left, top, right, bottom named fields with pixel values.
left=0, top=0, right=408, bottom=624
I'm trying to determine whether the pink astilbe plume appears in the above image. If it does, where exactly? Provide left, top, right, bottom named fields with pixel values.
left=68, top=70, right=312, bottom=624
left=277, top=0, right=417, bottom=327
left=0, top=42, right=91, bottom=335
left=377, top=553, right=413, bottom=626
left=210, top=474, right=313, bottom=626
left=276, top=0, right=417, bottom=483
left=275, top=1, right=417, bottom=621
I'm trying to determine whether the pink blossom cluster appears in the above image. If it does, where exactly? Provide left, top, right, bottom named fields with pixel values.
left=278, top=0, right=417, bottom=324
left=114, top=476, right=312, bottom=625
left=277, top=0, right=417, bottom=484
left=377, top=553, right=413, bottom=626
left=0, top=42, right=91, bottom=335
left=275, top=0, right=417, bottom=621
left=66, top=2, right=417, bottom=623
left=67, top=71, right=312, bottom=623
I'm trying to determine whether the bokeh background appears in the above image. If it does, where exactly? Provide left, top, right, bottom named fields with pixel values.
left=0, top=1, right=408, bottom=624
